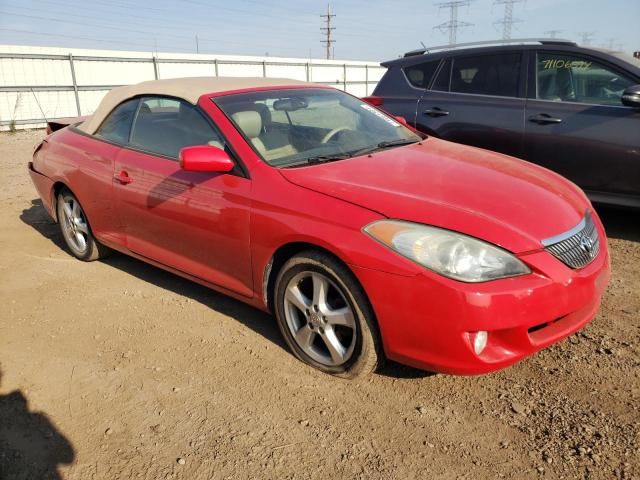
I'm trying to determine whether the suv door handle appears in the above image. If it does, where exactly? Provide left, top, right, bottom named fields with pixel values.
left=113, top=170, right=132, bottom=185
left=423, top=107, right=449, bottom=117
left=528, top=113, right=563, bottom=125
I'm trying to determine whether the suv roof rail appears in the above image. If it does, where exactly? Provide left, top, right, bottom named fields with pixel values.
left=403, top=38, right=577, bottom=57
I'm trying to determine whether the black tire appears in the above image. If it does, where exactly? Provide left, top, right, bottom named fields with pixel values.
left=274, top=250, right=383, bottom=379
left=56, top=188, right=110, bottom=261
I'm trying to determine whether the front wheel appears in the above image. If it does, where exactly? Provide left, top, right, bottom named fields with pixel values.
left=274, top=250, right=382, bottom=378
left=56, top=189, right=110, bottom=261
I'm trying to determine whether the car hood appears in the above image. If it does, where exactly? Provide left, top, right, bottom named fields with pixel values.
left=279, top=138, right=589, bottom=253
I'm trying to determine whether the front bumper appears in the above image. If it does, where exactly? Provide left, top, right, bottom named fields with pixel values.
left=352, top=220, right=611, bottom=375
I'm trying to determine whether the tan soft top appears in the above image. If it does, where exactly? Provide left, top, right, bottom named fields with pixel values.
left=78, top=76, right=313, bottom=134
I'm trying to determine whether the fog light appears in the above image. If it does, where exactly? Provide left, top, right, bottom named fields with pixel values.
left=473, top=331, right=488, bottom=355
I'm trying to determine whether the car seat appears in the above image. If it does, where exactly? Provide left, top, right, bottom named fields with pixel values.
left=231, top=110, right=298, bottom=162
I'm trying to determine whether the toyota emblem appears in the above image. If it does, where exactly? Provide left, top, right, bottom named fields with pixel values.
left=579, top=235, right=593, bottom=254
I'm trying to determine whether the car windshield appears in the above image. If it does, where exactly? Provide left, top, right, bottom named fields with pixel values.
left=214, top=88, right=421, bottom=167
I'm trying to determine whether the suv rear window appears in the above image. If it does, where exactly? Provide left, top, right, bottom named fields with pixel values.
left=450, top=53, right=521, bottom=97
left=403, top=60, right=440, bottom=89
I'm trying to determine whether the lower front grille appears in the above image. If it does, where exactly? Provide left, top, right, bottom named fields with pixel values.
left=542, top=212, right=600, bottom=269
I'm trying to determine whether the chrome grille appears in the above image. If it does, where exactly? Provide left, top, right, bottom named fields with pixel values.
left=542, top=212, right=600, bottom=269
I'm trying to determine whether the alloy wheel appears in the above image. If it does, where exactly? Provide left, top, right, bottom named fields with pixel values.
left=60, top=195, right=89, bottom=254
left=283, top=271, right=357, bottom=367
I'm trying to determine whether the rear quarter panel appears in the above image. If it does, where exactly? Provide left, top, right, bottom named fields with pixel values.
left=34, top=128, right=122, bottom=244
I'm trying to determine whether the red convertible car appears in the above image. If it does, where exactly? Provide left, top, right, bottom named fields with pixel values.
left=29, top=77, right=610, bottom=378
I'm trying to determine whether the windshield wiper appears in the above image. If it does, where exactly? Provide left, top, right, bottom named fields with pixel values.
left=376, top=138, right=419, bottom=149
left=347, top=138, right=419, bottom=157
left=283, top=152, right=353, bottom=168
left=307, top=153, right=354, bottom=164
left=281, top=139, right=419, bottom=168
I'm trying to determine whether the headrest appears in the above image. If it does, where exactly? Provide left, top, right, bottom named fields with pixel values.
left=253, top=103, right=272, bottom=126
left=231, top=110, right=262, bottom=139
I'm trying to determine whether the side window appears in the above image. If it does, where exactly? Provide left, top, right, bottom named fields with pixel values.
left=537, top=52, right=636, bottom=106
left=431, top=58, right=452, bottom=91
left=404, top=60, right=440, bottom=89
left=95, top=98, right=139, bottom=144
left=130, top=97, right=225, bottom=159
left=450, top=53, right=521, bottom=97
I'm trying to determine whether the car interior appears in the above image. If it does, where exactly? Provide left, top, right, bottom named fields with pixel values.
left=130, top=100, right=225, bottom=158
left=450, top=56, right=520, bottom=97
left=224, top=100, right=358, bottom=164
left=229, top=104, right=300, bottom=162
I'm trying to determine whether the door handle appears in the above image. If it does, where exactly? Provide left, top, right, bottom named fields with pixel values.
left=528, top=113, right=563, bottom=125
left=423, top=107, right=450, bottom=118
left=113, top=170, right=132, bottom=185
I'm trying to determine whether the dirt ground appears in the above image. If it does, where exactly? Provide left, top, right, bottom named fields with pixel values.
left=0, top=130, right=638, bottom=480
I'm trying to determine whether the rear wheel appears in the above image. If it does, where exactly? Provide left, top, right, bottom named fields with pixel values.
left=56, top=189, right=109, bottom=261
left=274, top=250, right=382, bottom=378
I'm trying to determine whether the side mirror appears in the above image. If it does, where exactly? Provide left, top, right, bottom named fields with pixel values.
left=179, top=145, right=234, bottom=173
left=621, top=84, right=640, bottom=108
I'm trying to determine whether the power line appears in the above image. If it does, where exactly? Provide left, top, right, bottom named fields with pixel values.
left=19, top=0, right=411, bottom=44
left=434, top=1, right=474, bottom=46
left=0, top=27, right=193, bottom=51
left=320, top=3, right=336, bottom=60
left=0, top=9, right=318, bottom=56
left=493, top=0, right=524, bottom=40
left=1, top=4, right=313, bottom=44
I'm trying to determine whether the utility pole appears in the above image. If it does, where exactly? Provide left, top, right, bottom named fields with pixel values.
left=493, top=0, right=523, bottom=40
left=579, top=31, right=595, bottom=46
left=195, top=34, right=199, bottom=53
left=320, top=3, right=335, bottom=60
left=434, top=1, right=474, bottom=45
left=544, top=29, right=562, bottom=39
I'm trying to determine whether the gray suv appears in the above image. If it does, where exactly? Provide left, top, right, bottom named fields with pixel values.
left=369, top=39, right=640, bottom=208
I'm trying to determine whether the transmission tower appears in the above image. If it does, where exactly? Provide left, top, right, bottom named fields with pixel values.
left=544, top=29, right=562, bottom=39
left=579, top=31, right=595, bottom=46
left=434, top=1, right=474, bottom=46
left=320, top=3, right=336, bottom=60
left=493, top=0, right=524, bottom=40
left=604, top=37, right=617, bottom=50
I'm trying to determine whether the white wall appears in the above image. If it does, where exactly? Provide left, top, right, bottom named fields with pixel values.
left=0, top=45, right=385, bottom=130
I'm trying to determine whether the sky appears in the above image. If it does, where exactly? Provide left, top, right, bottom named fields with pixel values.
left=0, top=0, right=638, bottom=61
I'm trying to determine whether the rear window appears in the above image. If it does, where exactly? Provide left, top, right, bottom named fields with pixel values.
left=95, top=98, right=139, bottom=144
left=450, top=53, right=521, bottom=97
left=403, top=60, right=440, bottom=89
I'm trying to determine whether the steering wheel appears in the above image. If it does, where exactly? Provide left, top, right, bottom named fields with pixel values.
left=321, top=127, right=351, bottom=144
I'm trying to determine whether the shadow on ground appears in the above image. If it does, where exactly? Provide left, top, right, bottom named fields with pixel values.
left=19, top=199, right=66, bottom=251
left=595, top=205, right=640, bottom=242
left=19, top=199, right=433, bottom=378
left=0, top=367, right=75, bottom=480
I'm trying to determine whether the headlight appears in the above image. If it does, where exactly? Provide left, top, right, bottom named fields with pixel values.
left=364, top=220, right=530, bottom=282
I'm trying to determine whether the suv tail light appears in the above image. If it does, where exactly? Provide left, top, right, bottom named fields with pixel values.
left=362, top=96, right=384, bottom=107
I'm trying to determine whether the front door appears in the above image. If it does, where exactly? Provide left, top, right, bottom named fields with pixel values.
left=113, top=96, right=253, bottom=296
left=524, top=50, right=640, bottom=200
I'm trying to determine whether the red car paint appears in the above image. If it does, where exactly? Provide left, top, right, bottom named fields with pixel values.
left=28, top=85, right=610, bottom=375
